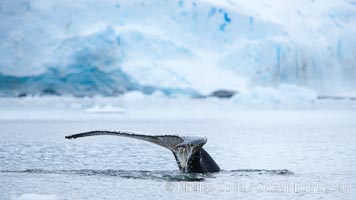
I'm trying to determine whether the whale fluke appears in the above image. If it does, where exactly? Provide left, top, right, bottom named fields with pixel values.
left=65, top=131, right=220, bottom=173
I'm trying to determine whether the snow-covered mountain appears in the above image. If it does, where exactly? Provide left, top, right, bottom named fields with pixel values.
left=0, top=0, right=355, bottom=97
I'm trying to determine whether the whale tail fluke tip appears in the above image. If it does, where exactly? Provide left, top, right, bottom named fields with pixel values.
left=65, top=135, right=75, bottom=139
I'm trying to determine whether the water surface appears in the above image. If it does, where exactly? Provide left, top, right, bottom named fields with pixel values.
left=0, top=109, right=355, bottom=199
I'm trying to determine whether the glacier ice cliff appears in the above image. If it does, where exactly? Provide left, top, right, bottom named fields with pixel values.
left=0, top=0, right=355, bottom=97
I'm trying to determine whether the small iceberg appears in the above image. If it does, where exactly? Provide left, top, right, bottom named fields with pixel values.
left=85, top=105, right=125, bottom=113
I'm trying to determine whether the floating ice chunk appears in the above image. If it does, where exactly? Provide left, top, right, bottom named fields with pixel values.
left=232, top=84, right=317, bottom=107
left=85, top=104, right=125, bottom=113
left=121, top=91, right=147, bottom=101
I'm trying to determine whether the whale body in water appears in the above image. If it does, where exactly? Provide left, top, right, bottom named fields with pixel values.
left=65, top=131, right=220, bottom=173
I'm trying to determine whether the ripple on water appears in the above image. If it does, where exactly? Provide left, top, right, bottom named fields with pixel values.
left=229, top=169, right=294, bottom=176
left=0, top=168, right=293, bottom=182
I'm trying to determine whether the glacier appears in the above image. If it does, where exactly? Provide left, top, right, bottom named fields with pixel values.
left=0, top=0, right=355, bottom=97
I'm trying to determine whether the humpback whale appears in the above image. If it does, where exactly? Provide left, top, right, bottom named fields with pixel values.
left=65, top=131, right=220, bottom=173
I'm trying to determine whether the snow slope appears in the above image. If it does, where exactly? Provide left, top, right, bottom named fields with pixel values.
left=0, top=0, right=355, bottom=96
